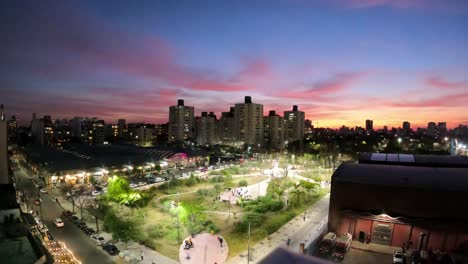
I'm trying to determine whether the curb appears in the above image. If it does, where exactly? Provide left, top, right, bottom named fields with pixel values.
left=350, top=245, right=393, bottom=256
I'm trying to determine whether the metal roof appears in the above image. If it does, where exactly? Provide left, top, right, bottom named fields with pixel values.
left=333, top=162, right=468, bottom=191
left=360, top=153, right=468, bottom=168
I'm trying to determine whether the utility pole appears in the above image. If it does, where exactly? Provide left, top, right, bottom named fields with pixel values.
left=176, top=192, right=180, bottom=244
left=248, top=222, right=251, bottom=264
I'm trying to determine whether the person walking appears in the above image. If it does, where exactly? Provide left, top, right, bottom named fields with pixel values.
left=141, top=250, right=144, bottom=261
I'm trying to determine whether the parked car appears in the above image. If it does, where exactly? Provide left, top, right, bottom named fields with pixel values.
left=94, top=186, right=103, bottom=192
left=45, top=231, right=54, bottom=240
left=91, top=234, right=106, bottom=246
left=102, top=243, right=119, bottom=255
left=101, top=181, right=108, bottom=186
left=393, top=250, right=405, bottom=264
left=71, top=216, right=79, bottom=223
left=333, top=233, right=352, bottom=260
left=62, top=210, right=73, bottom=218
left=129, top=183, right=138, bottom=188
left=78, top=222, right=88, bottom=230
left=34, top=199, right=41, bottom=205
left=34, top=216, right=42, bottom=225
left=54, top=218, right=64, bottom=227
left=92, top=191, right=101, bottom=196
left=319, top=232, right=337, bottom=254
left=84, top=227, right=96, bottom=236
left=137, top=182, right=146, bottom=187
left=39, top=188, right=48, bottom=194
left=102, top=187, right=107, bottom=193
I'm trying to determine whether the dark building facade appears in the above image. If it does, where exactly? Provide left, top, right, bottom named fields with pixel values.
left=329, top=153, right=468, bottom=253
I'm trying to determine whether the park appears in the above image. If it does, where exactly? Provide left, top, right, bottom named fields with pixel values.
left=97, top=154, right=336, bottom=262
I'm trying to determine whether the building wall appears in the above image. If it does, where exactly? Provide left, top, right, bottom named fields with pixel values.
left=284, top=109, right=305, bottom=144
left=0, top=108, right=9, bottom=183
left=330, top=180, right=468, bottom=252
left=168, top=105, right=194, bottom=142
left=234, top=102, right=264, bottom=145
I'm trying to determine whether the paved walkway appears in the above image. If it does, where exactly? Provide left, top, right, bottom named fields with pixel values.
left=220, top=179, right=270, bottom=204
left=227, top=194, right=330, bottom=264
left=179, top=233, right=229, bottom=264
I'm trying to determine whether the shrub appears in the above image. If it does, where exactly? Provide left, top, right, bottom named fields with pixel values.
left=185, top=175, right=198, bottom=186
left=243, top=212, right=265, bottom=228
left=237, top=179, right=248, bottom=187
left=147, top=225, right=168, bottom=239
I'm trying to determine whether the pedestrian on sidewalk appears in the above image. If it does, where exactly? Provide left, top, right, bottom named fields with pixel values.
left=218, top=236, right=223, bottom=247
left=141, top=250, right=144, bottom=261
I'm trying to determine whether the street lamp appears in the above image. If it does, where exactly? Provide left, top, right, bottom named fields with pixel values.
left=397, top=137, right=402, bottom=152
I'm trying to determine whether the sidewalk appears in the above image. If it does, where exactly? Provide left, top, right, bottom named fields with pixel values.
left=48, top=189, right=178, bottom=264
left=227, top=194, right=330, bottom=264
left=351, top=241, right=401, bottom=255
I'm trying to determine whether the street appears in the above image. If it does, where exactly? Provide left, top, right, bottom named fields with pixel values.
left=15, top=167, right=115, bottom=264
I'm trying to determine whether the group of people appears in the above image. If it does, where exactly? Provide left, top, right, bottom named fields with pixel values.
left=184, top=238, right=194, bottom=249
left=232, top=187, right=248, bottom=198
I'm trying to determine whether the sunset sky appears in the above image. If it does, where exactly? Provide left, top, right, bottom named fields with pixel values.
left=1, top=0, right=468, bottom=128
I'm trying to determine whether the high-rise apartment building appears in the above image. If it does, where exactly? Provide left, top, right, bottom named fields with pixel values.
left=427, top=122, right=436, bottom=136
left=284, top=105, right=305, bottom=144
left=365, top=119, right=374, bottom=132
left=403, top=121, right=411, bottom=132
left=0, top=105, right=9, bottom=184
left=169, top=99, right=194, bottom=142
left=117, top=119, right=126, bottom=138
left=136, top=124, right=155, bottom=147
left=92, top=120, right=105, bottom=145
left=264, top=110, right=284, bottom=150
left=195, top=112, right=217, bottom=145
left=218, top=107, right=236, bottom=143
left=234, top=96, right=264, bottom=145
left=438, top=122, right=447, bottom=136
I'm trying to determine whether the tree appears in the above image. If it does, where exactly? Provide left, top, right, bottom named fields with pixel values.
left=290, top=183, right=305, bottom=206
left=237, top=179, right=248, bottom=187
left=75, top=195, right=90, bottom=219
left=88, top=197, right=102, bottom=232
left=300, top=180, right=318, bottom=201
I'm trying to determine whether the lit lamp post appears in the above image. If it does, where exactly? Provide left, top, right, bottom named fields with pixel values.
left=397, top=137, right=402, bottom=153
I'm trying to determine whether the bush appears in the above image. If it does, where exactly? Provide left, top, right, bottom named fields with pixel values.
left=147, top=225, right=168, bottom=239
left=243, top=212, right=265, bottom=228
left=233, top=221, right=249, bottom=233
left=210, top=176, right=225, bottom=183
left=185, top=175, right=198, bottom=186
left=237, top=179, right=248, bottom=187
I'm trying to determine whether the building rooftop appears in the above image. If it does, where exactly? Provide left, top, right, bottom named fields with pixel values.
left=333, top=162, right=468, bottom=191
left=359, top=152, right=468, bottom=168
left=22, top=144, right=178, bottom=172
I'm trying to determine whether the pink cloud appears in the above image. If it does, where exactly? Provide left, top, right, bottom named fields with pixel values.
left=386, top=92, right=468, bottom=108
left=276, top=72, right=366, bottom=99
left=425, top=77, right=467, bottom=89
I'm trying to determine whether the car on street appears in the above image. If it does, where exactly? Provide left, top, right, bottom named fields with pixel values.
left=45, top=231, right=54, bottom=240
left=71, top=215, right=79, bottom=223
left=34, top=199, right=41, bottom=205
left=84, top=227, right=96, bottom=236
left=94, top=186, right=103, bottom=192
left=54, top=218, right=64, bottom=227
left=101, top=181, right=108, bottom=186
left=34, top=216, right=42, bottom=225
left=91, top=234, right=106, bottom=246
left=78, top=222, right=88, bottom=230
left=39, top=188, right=48, bottom=194
left=102, top=187, right=107, bottom=193
left=62, top=210, right=73, bottom=218
left=102, top=243, right=119, bottom=255
left=129, top=183, right=138, bottom=188
left=92, top=190, right=101, bottom=196
left=393, top=250, right=405, bottom=264
left=137, top=181, right=146, bottom=187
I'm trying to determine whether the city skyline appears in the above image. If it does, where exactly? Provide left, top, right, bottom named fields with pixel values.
left=2, top=0, right=468, bottom=128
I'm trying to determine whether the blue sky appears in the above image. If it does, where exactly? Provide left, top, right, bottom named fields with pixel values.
left=1, top=0, right=467, bottom=128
